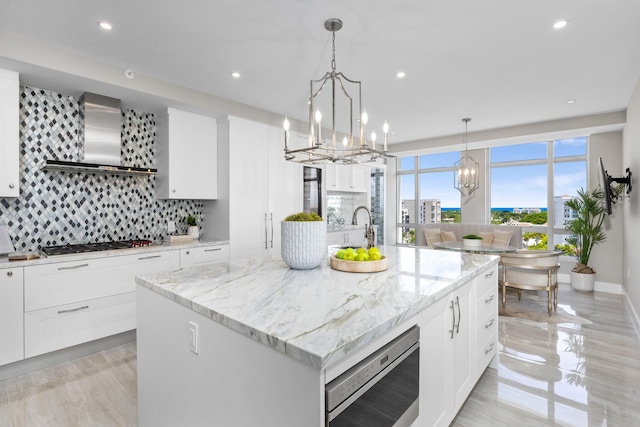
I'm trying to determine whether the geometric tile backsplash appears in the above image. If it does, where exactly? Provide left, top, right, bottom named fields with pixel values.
left=0, top=86, right=203, bottom=252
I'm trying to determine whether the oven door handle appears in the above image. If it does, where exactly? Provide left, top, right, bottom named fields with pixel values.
left=326, top=342, right=419, bottom=423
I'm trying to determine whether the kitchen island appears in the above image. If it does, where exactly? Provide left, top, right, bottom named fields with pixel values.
left=135, top=246, right=499, bottom=427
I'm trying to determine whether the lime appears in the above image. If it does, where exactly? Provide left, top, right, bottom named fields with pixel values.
left=343, top=251, right=356, bottom=261
left=356, top=247, right=368, bottom=254
left=369, top=252, right=382, bottom=261
left=335, top=249, right=346, bottom=259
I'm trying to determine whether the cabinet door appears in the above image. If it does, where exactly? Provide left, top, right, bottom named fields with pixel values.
left=267, top=124, right=303, bottom=258
left=350, top=165, right=370, bottom=192
left=229, top=117, right=269, bottom=260
left=0, top=69, right=19, bottom=197
left=0, top=267, right=24, bottom=366
left=157, top=108, right=217, bottom=200
left=451, top=281, right=475, bottom=413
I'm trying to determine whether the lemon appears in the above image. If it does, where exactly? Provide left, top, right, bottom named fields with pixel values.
left=369, top=252, right=382, bottom=261
left=343, top=251, right=356, bottom=261
left=335, top=249, right=346, bottom=259
left=355, top=253, right=369, bottom=261
left=368, top=247, right=381, bottom=255
left=356, top=247, right=368, bottom=254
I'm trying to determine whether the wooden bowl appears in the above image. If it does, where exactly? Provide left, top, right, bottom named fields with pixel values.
left=329, top=255, right=388, bottom=273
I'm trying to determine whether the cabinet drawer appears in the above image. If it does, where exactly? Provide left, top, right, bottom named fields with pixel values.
left=476, top=287, right=498, bottom=323
left=476, top=314, right=497, bottom=354
left=25, top=250, right=179, bottom=311
left=24, top=291, right=136, bottom=358
left=180, top=245, right=229, bottom=268
left=476, top=266, right=498, bottom=296
left=476, top=332, right=497, bottom=375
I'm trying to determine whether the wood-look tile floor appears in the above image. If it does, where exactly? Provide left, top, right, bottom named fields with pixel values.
left=1, top=284, right=639, bottom=426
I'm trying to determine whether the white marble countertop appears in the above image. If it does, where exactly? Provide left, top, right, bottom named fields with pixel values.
left=0, top=239, right=230, bottom=268
left=135, top=245, right=498, bottom=369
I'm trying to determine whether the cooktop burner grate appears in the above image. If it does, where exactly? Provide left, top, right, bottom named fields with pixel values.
left=41, top=239, right=153, bottom=256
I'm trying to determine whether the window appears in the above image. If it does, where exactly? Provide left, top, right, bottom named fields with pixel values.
left=396, top=137, right=588, bottom=249
left=397, top=152, right=460, bottom=244
left=490, top=137, right=587, bottom=250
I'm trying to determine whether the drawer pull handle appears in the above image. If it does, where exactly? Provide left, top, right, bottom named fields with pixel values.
left=485, top=318, right=495, bottom=329
left=138, top=255, right=161, bottom=260
left=58, top=263, right=89, bottom=271
left=485, top=342, right=495, bottom=354
left=485, top=294, right=495, bottom=303
left=204, top=248, right=222, bottom=252
left=485, top=270, right=495, bottom=278
left=7, top=271, right=13, bottom=277
left=58, top=305, right=89, bottom=314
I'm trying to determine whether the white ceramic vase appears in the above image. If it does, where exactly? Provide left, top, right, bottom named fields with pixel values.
left=187, top=225, right=200, bottom=240
left=281, top=220, right=326, bottom=270
left=570, top=271, right=595, bottom=292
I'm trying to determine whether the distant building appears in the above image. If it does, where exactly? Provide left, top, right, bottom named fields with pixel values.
left=553, top=195, right=577, bottom=228
left=401, top=199, right=441, bottom=224
left=512, top=207, right=542, bottom=214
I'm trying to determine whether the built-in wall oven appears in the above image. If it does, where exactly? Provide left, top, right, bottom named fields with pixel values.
left=325, top=326, right=420, bottom=427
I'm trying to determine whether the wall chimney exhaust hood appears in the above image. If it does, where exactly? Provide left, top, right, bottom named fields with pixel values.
left=41, top=92, right=157, bottom=176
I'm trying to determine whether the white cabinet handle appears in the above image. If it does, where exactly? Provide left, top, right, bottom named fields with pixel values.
left=485, top=294, right=495, bottom=303
left=138, top=255, right=161, bottom=260
left=6, top=271, right=13, bottom=277
left=485, top=342, right=495, bottom=354
left=58, top=305, right=89, bottom=314
left=204, top=248, right=222, bottom=252
left=485, top=270, right=495, bottom=278
left=484, top=318, right=495, bottom=329
left=270, top=213, right=274, bottom=249
left=58, top=263, right=89, bottom=271
left=9, top=183, right=15, bottom=189
left=264, top=213, right=268, bottom=250
left=455, top=296, right=461, bottom=334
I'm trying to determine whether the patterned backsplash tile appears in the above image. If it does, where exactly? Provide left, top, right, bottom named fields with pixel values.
left=0, top=87, right=203, bottom=251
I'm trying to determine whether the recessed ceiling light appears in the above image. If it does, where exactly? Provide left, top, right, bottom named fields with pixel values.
left=396, top=71, right=406, bottom=79
left=231, top=72, right=241, bottom=78
left=553, top=20, right=568, bottom=29
left=567, top=99, right=576, bottom=104
left=98, top=21, right=112, bottom=30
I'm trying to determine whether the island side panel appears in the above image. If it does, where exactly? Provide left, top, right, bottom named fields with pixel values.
left=137, top=286, right=324, bottom=427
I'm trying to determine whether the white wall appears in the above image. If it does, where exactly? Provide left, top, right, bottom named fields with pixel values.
left=623, top=77, right=640, bottom=317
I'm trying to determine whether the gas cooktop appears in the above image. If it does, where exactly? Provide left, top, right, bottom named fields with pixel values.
left=41, top=239, right=154, bottom=256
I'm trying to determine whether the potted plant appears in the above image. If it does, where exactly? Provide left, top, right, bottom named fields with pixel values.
left=462, top=234, right=483, bottom=247
left=186, top=215, right=199, bottom=240
left=564, top=188, right=606, bottom=292
left=281, top=212, right=326, bottom=270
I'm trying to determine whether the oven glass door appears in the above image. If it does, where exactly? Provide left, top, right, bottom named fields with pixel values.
left=327, top=346, right=419, bottom=427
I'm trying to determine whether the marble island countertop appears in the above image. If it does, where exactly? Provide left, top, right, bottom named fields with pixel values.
left=135, top=245, right=498, bottom=369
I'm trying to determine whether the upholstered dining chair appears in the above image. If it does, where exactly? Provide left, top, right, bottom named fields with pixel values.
left=499, top=250, right=562, bottom=316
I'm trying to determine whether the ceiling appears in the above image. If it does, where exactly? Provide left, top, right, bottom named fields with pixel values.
left=1, top=0, right=640, bottom=144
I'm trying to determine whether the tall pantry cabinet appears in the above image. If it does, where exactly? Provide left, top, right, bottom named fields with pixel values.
left=224, top=116, right=303, bottom=260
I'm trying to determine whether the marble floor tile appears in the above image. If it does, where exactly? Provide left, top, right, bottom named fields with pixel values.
left=0, top=284, right=638, bottom=426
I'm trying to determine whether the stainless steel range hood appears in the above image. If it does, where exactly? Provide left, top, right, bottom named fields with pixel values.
left=42, top=92, right=157, bottom=175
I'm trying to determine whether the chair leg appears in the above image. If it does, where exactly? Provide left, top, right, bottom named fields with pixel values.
left=547, top=289, right=552, bottom=316
left=554, top=286, right=558, bottom=312
left=517, top=289, right=522, bottom=301
left=501, top=283, right=506, bottom=309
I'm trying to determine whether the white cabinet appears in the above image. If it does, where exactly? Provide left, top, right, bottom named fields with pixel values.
left=419, top=280, right=475, bottom=427
left=0, top=266, right=24, bottom=366
left=227, top=116, right=303, bottom=260
left=23, top=250, right=180, bottom=357
left=325, top=164, right=369, bottom=192
left=156, top=108, right=217, bottom=200
left=0, top=69, right=19, bottom=198
left=475, top=267, right=498, bottom=380
left=180, top=244, right=229, bottom=268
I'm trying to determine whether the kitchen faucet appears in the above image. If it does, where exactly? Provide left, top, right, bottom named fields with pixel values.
left=352, top=206, right=375, bottom=248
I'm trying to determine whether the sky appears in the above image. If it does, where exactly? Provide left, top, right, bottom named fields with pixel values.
left=400, top=137, right=588, bottom=209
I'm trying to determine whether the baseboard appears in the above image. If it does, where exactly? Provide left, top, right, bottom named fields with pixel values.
left=622, top=289, right=640, bottom=342
left=0, top=330, right=136, bottom=382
